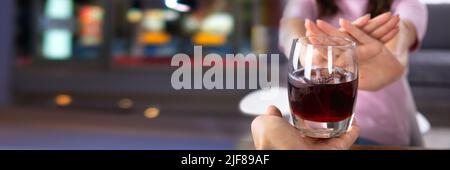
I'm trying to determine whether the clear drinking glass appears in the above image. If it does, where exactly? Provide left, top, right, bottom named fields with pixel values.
left=287, top=36, right=358, bottom=138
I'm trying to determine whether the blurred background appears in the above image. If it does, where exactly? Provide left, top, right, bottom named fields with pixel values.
left=0, top=0, right=448, bottom=149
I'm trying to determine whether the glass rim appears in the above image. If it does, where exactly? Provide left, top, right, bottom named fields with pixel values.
left=297, top=36, right=356, bottom=48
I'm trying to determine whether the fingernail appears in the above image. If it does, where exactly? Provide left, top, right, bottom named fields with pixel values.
left=364, top=13, right=371, bottom=18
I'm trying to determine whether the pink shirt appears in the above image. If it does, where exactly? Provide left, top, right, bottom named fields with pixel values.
left=283, top=0, right=428, bottom=146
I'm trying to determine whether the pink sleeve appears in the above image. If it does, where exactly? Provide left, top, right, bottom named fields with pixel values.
left=391, top=0, right=428, bottom=51
left=282, top=0, right=318, bottom=20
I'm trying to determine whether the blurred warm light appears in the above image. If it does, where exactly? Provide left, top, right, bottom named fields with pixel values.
left=55, top=94, right=72, bottom=106
left=143, top=10, right=165, bottom=32
left=127, top=8, right=143, bottom=23
left=144, top=107, right=160, bottom=119
left=118, top=98, right=134, bottom=109
left=193, top=32, right=226, bottom=46
left=79, top=5, right=104, bottom=46
left=139, top=32, right=171, bottom=45
left=201, top=13, right=234, bottom=35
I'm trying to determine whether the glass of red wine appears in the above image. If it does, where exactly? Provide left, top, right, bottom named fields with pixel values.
left=288, top=36, right=358, bottom=138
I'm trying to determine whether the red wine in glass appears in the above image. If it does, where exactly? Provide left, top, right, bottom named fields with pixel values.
left=288, top=68, right=358, bottom=123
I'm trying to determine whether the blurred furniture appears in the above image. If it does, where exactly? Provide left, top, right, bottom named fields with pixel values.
left=409, top=4, right=450, bottom=86
left=0, top=0, right=14, bottom=106
left=408, top=4, right=450, bottom=127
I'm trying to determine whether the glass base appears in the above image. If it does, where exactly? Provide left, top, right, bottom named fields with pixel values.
left=291, top=114, right=354, bottom=138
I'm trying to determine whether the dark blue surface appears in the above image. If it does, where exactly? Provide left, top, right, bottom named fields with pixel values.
left=354, top=138, right=379, bottom=146
left=0, top=128, right=235, bottom=150
left=0, top=0, right=14, bottom=106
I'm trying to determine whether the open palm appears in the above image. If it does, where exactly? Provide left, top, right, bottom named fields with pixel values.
left=304, top=15, right=403, bottom=91
left=251, top=106, right=360, bottom=150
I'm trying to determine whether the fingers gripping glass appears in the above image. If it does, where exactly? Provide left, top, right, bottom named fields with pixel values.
left=288, top=36, right=358, bottom=138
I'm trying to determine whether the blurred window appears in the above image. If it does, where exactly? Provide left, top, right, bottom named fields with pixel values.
left=14, top=0, right=256, bottom=67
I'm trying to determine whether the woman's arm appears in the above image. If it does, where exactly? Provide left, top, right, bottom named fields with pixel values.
left=305, top=18, right=404, bottom=91
left=385, top=20, right=418, bottom=67
left=386, top=0, right=428, bottom=67
left=279, top=12, right=398, bottom=57
left=279, top=18, right=306, bottom=57
left=339, top=19, right=404, bottom=91
left=357, top=19, right=421, bottom=90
